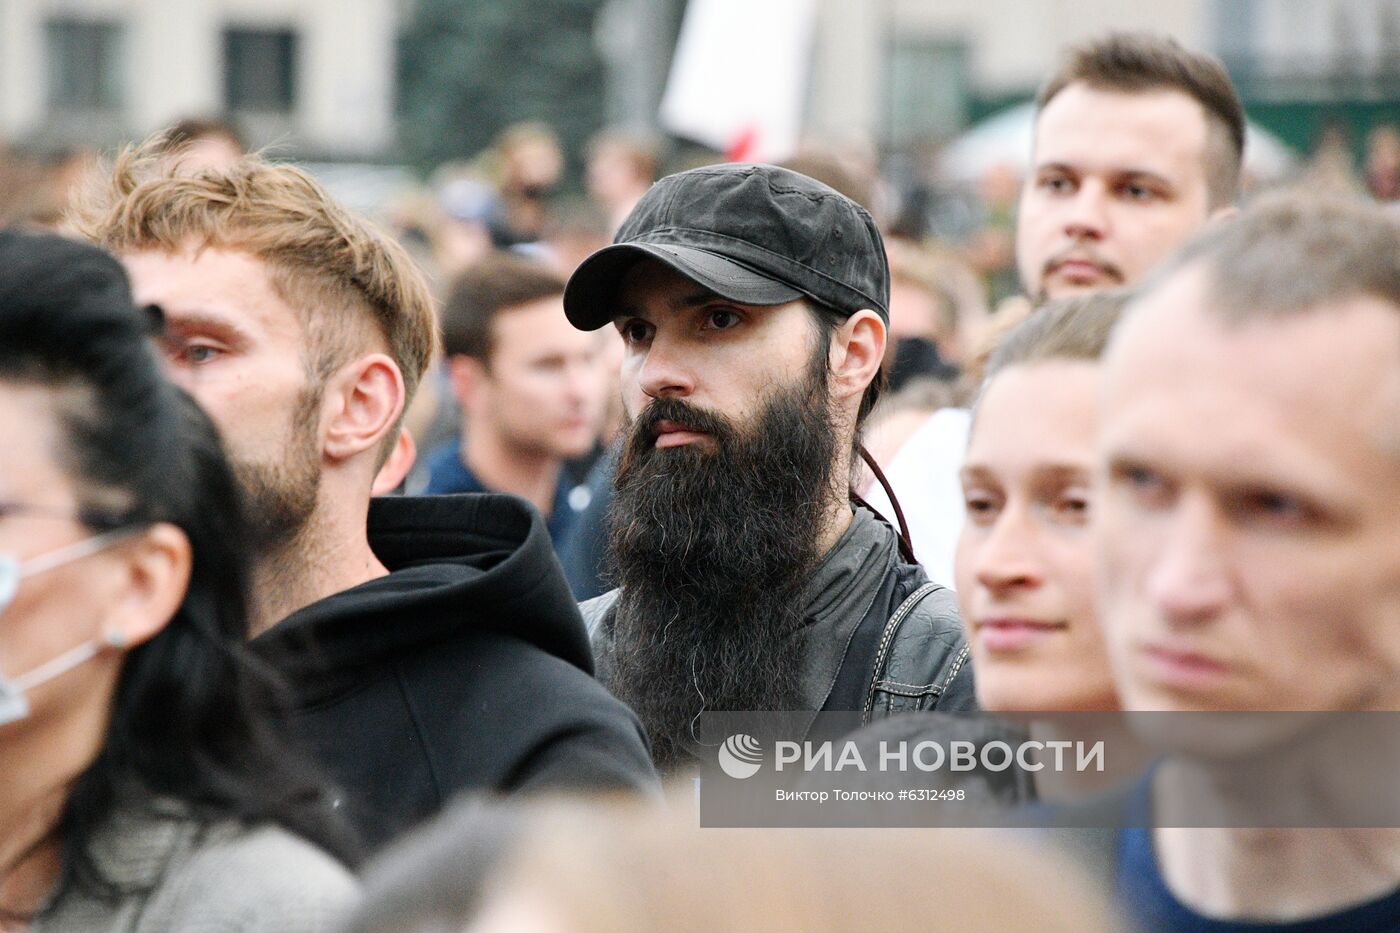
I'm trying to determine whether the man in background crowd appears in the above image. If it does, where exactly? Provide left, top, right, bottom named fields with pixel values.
left=868, top=31, right=1247, bottom=589
left=1015, top=32, right=1244, bottom=302
left=585, top=129, right=661, bottom=234
left=72, top=140, right=657, bottom=852
left=425, top=251, right=606, bottom=549
left=160, top=116, right=246, bottom=172
left=489, top=122, right=564, bottom=247
left=565, top=163, right=975, bottom=772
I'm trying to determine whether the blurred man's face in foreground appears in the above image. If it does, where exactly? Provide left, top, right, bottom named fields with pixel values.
left=1096, top=266, right=1400, bottom=713
left=1016, top=83, right=1217, bottom=301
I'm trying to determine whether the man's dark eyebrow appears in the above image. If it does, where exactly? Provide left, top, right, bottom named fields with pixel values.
left=1115, top=169, right=1175, bottom=189
left=1034, top=162, right=1174, bottom=190
left=158, top=310, right=251, bottom=345
left=1104, top=452, right=1151, bottom=476
left=670, top=290, right=722, bottom=312
left=1030, top=463, right=1093, bottom=480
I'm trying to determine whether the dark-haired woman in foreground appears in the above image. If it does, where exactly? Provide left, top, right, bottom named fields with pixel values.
left=0, top=230, right=357, bottom=930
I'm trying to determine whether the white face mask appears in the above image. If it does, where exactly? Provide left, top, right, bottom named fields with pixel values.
left=0, top=531, right=132, bottom=727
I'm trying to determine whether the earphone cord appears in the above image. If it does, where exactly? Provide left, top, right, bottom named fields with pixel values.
left=854, top=444, right=917, bottom=565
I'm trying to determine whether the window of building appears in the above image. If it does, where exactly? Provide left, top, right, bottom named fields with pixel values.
left=885, top=39, right=969, bottom=149
left=224, top=28, right=298, bottom=113
left=46, top=18, right=124, bottom=110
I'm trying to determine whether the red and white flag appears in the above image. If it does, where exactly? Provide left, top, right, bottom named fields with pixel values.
left=659, top=0, right=817, bottom=163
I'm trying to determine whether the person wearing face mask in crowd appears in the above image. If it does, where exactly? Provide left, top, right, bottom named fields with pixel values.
left=0, top=230, right=357, bottom=931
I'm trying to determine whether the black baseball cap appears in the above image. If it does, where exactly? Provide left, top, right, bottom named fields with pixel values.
left=564, top=163, right=890, bottom=330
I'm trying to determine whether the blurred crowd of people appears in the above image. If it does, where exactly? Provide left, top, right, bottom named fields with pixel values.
left=3, top=26, right=1400, bottom=933
left=4, top=95, right=1399, bottom=587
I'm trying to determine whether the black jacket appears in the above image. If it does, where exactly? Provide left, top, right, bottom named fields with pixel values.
left=251, top=494, right=658, bottom=853
left=846, top=563, right=977, bottom=720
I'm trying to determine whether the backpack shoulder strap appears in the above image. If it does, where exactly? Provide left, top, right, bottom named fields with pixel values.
left=863, top=581, right=951, bottom=722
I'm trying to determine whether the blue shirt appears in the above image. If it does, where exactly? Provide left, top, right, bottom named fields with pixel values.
left=1117, top=799, right=1400, bottom=932
left=422, top=440, right=585, bottom=547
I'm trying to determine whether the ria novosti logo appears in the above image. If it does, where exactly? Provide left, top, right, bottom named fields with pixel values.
left=718, top=734, right=764, bottom=779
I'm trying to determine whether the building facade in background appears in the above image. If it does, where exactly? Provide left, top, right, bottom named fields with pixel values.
left=807, top=0, right=1205, bottom=149
left=0, top=0, right=397, bottom=157
left=1, top=0, right=1394, bottom=167
left=803, top=0, right=1400, bottom=156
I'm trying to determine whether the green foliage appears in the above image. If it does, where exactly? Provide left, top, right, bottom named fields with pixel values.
left=397, top=0, right=607, bottom=175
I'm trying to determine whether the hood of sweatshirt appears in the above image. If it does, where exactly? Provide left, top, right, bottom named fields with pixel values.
left=251, top=493, right=593, bottom=706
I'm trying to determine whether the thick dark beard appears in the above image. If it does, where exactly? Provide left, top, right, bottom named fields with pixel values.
left=606, top=357, right=840, bottom=773
left=232, top=385, right=322, bottom=555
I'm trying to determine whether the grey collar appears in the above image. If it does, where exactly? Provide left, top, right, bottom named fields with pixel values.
left=35, top=796, right=202, bottom=921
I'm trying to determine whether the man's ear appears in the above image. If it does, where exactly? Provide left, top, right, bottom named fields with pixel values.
left=828, top=309, right=886, bottom=405
left=102, top=523, right=192, bottom=650
left=372, top=427, right=417, bottom=495
left=323, top=354, right=406, bottom=464
left=446, top=354, right=489, bottom=412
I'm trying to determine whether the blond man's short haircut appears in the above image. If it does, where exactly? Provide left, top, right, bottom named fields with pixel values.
left=69, top=136, right=439, bottom=415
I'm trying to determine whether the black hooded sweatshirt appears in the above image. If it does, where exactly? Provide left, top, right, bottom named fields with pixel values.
left=250, top=494, right=658, bottom=853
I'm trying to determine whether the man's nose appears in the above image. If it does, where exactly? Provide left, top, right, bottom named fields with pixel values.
left=1063, top=181, right=1110, bottom=240
left=635, top=336, right=694, bottom=400
left=1145, top=495, right=1233, bottom=627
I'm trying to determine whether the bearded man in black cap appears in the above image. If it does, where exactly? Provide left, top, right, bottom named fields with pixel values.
left=565, top=164, right=976, bottom=772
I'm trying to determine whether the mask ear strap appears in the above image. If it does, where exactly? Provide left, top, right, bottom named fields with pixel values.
left=18, top=527, right=138, bottom=578
left=855, top=444, right=917, bottom=565
left=11, top=639, right=102, bottom=692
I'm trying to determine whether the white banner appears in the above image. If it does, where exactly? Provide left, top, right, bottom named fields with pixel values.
left=659, top=0, right=817, bottom=162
